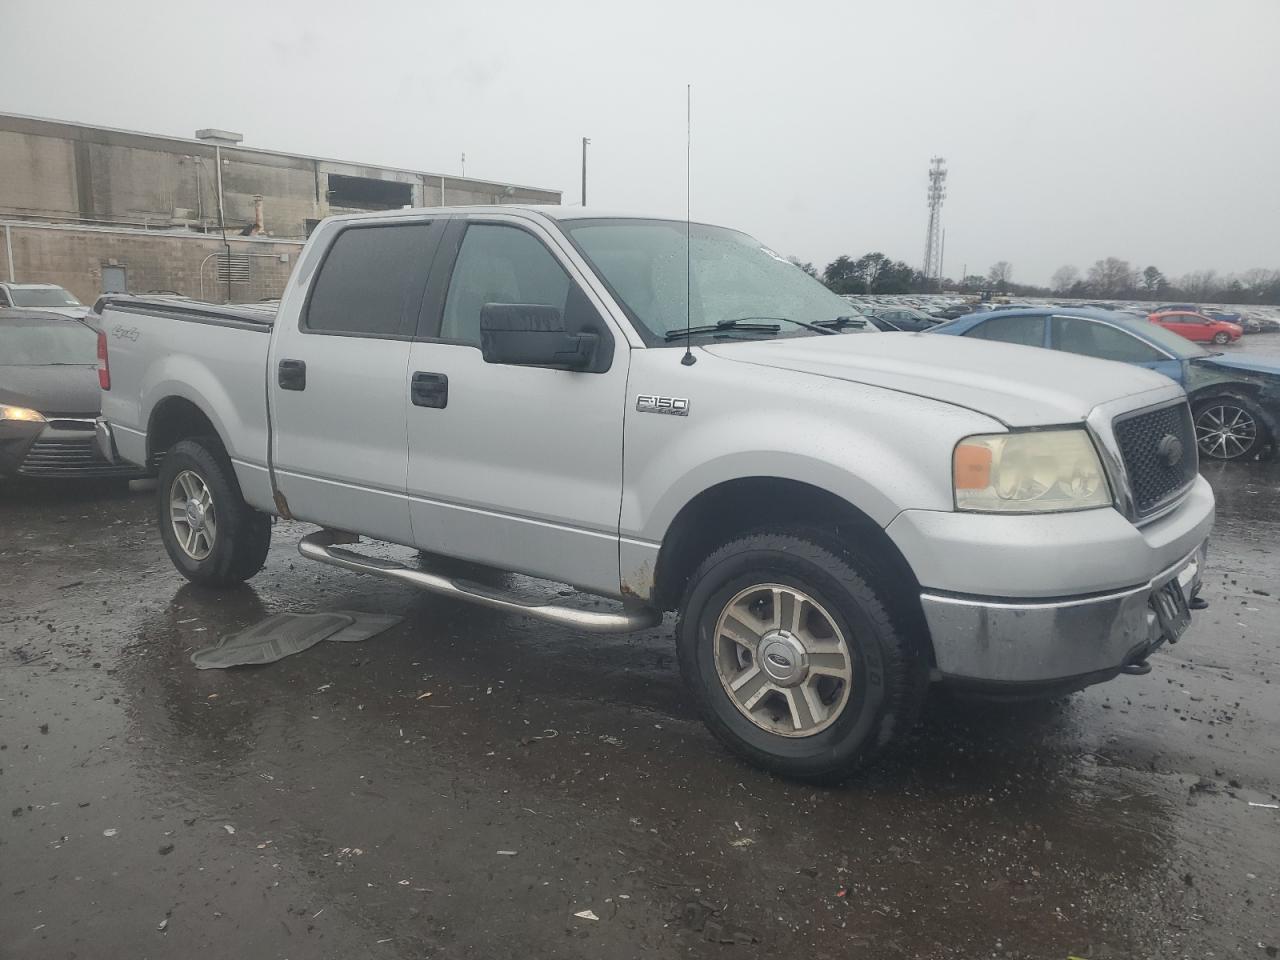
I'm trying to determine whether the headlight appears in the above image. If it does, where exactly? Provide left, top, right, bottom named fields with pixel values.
left=954, top=429, right=1112, bottom=513
left=0, top=404, right=46, bottom=423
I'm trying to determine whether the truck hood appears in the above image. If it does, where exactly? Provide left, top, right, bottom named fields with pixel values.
left=0, top=365, right=101, bottom=416
left=702, top=333, right=1177, bottom=427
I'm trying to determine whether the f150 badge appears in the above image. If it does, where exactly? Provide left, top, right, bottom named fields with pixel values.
left=636, top=395, right=690, bottom=416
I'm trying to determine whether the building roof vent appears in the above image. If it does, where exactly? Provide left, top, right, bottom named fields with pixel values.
left=195, top=128, right=244, bottom=146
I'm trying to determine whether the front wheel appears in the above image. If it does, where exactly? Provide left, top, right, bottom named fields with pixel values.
left=1212, top=331, right=1231, bottom=345
left=676, top=529, right=929, bottom=782
left=1193, top=396, right=1267, bottom=460
left=157, top=437, right=271, bottom=586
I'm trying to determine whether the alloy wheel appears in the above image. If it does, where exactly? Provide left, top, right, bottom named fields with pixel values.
left=1195, top=403, right=1257, bottom=460
left=169, top=469, right=217, bottom=560
left=713, top=583, right=853, bottom=737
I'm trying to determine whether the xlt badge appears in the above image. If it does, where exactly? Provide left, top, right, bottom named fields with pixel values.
left=636, top=395, right=690, bottom=417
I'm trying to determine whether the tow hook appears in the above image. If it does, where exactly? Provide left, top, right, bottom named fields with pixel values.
left=1120, top=659, right=1153, bottom=676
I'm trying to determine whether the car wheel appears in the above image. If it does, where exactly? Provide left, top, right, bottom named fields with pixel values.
left=1212, top=332, right=1231, bottom=345
left=157, top=436, right=272, bottom=585
left=1193, top=397, right=1266, bottom=460
left=676, top=528, right=929, bottom=782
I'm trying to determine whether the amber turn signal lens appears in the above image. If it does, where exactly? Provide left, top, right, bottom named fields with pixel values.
left=953, top=443, right=992, bottom=490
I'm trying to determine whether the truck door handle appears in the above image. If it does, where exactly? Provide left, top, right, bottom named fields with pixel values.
left=411, top=371, right=448, bottom=409
left=278, top=359, right=307, bottom=391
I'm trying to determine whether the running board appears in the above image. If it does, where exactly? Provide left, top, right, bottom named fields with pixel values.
left=298, top=530, right=660, bottom=634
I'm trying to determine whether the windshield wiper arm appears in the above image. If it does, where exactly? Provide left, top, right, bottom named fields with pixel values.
left=814, top=315, right=869, bottom=330
left=662, top=316, right=839, bottom=341
left=663, top=318, right=781, bottom=341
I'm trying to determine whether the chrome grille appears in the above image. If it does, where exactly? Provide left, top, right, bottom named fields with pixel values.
left=19, top=435, right=137, bottom=478
left=1113, top=402, right=1198, bottom=518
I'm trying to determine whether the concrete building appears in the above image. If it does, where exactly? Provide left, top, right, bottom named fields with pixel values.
left=0, top=113, right=562, bottom=304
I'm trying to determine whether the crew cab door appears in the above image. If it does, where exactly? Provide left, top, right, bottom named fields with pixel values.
left=404, top=215, right=629, bottom=596
left=268, top=218, right=444, bottom=544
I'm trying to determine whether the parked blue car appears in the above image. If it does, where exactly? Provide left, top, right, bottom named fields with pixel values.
left=929, top=307, right=1280, bottom=461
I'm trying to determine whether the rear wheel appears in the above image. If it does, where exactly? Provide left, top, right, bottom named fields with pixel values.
left=157, top=437, right=271, bottom=586
left=1193, top=396, right=1266, bottom=460
left=676, top=528, right=929, bottom=782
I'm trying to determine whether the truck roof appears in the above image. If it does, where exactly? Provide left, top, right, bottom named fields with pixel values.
left=317, top=204, right=727, bottom=230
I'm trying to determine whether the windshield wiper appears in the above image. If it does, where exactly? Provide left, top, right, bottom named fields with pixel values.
left=814, top=315, right=869, bottom=330
left=662, top=316, right=836, bottom=341
left=663, top=318, right=778, bottom=340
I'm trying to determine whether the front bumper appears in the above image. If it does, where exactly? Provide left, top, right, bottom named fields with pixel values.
left=921, top=540, right=1206, bottom=690
left=6, top=418, right=140, bottom=479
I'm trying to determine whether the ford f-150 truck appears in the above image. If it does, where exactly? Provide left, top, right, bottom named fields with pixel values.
left=92, top=206, right=1214, bottom=780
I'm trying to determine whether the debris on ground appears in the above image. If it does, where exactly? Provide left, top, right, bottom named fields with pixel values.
left=573, top=909, right=599, bottom=921
left=520, top=728, right=559, bottom=746
left=191, top=611, right=402, bottom=669
left=103, top=828, right=118, bottom=837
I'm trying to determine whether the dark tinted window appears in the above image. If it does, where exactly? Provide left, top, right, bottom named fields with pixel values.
left=305, top=223, right=435, bottom=336
left=1051, top=316, right=1164, bottom=363
left=441, top=224, right=585, bottom=346
left=965, top=314, right=1044, bottom=346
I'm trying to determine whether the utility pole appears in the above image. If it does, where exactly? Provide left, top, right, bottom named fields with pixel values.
left=461, top=152, right=466, bottom=177
left=939, top=228, right=946, bottom=288
left=922, top=157, right=947, bottom=287
left=581, top=137, right=590, bottom=206
left=215, top=144, right=231, bottom=304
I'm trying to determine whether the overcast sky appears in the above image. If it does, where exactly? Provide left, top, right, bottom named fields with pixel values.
left=5, top=0, right=1279, bottom=285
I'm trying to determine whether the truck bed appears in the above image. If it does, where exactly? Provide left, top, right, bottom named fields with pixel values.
left=94, top=295, right=277, bottom=513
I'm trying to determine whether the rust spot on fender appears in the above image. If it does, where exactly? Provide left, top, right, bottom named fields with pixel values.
left=620, top=559, right=655, bottom=602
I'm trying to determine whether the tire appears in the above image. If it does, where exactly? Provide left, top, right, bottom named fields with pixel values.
left=1212, top=332, right=1230, bottom=345
left=1193, top=396, right=1268, bottom=461
left=676, top=528, right=929, bottom=782
left=156, top=436, right=271, bottom=586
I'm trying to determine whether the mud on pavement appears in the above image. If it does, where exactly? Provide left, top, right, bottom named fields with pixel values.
left=2, top=464, right=1278, bottom=960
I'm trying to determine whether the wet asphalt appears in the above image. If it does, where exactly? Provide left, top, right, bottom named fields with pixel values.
left=2, top=341, right=1279, bottom=960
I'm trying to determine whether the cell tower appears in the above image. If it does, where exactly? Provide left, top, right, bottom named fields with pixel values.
left=922, top=157, right=947, bottom=283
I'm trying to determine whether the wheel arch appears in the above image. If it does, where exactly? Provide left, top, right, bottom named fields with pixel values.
left=649, top=476, right=934, bottom=664
left=1187, top=386, right=1278, bottom=459
left=146, top=395, right=226, bottom=468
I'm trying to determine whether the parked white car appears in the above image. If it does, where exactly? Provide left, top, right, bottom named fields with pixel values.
left=0, top=282, right=88, bottom=318
left=92, top=206, right=1214, bottom=780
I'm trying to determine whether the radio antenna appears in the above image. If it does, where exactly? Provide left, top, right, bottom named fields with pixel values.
left=681, top=83, right=696, bottom=367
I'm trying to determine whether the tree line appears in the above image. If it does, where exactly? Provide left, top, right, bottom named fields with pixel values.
left=794, top=252, right=1280, bottom=305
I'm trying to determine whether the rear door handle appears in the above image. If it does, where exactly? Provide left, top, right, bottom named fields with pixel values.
left=411, top=371, right=448, bottom=409
left=278, top=359, right=306, bottom=391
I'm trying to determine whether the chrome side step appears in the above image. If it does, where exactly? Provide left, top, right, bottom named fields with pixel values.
left=298, top=530, right=660, bottom=635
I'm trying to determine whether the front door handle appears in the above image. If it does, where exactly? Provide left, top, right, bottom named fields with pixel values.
left=411, top=371, right=448, bottom=409
left=278, top=359, right=306, bottom=391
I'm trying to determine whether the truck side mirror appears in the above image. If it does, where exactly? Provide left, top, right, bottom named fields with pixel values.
left=479, top=303, right=598, bottom=371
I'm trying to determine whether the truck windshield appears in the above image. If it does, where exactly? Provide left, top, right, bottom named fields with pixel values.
left=10, top=286, right=82, bottom=307
left=562, top=218, right=867, bottom=345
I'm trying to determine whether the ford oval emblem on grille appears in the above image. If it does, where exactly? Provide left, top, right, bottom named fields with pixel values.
left=1157, top=433, right=1184, bottom=468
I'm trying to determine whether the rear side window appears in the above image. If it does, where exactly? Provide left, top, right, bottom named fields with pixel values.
left=1051, top=316, right=1164, bottom=363
left=304, top=223, right=435, bottom=336
left=965, top=314, right=1045, bottom=346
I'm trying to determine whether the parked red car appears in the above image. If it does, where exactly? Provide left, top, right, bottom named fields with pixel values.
left=1150, top=310, right=1243, bottom=345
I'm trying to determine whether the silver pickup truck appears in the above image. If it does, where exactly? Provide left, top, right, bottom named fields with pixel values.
left=93, top=206, right=1214, bottom=780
